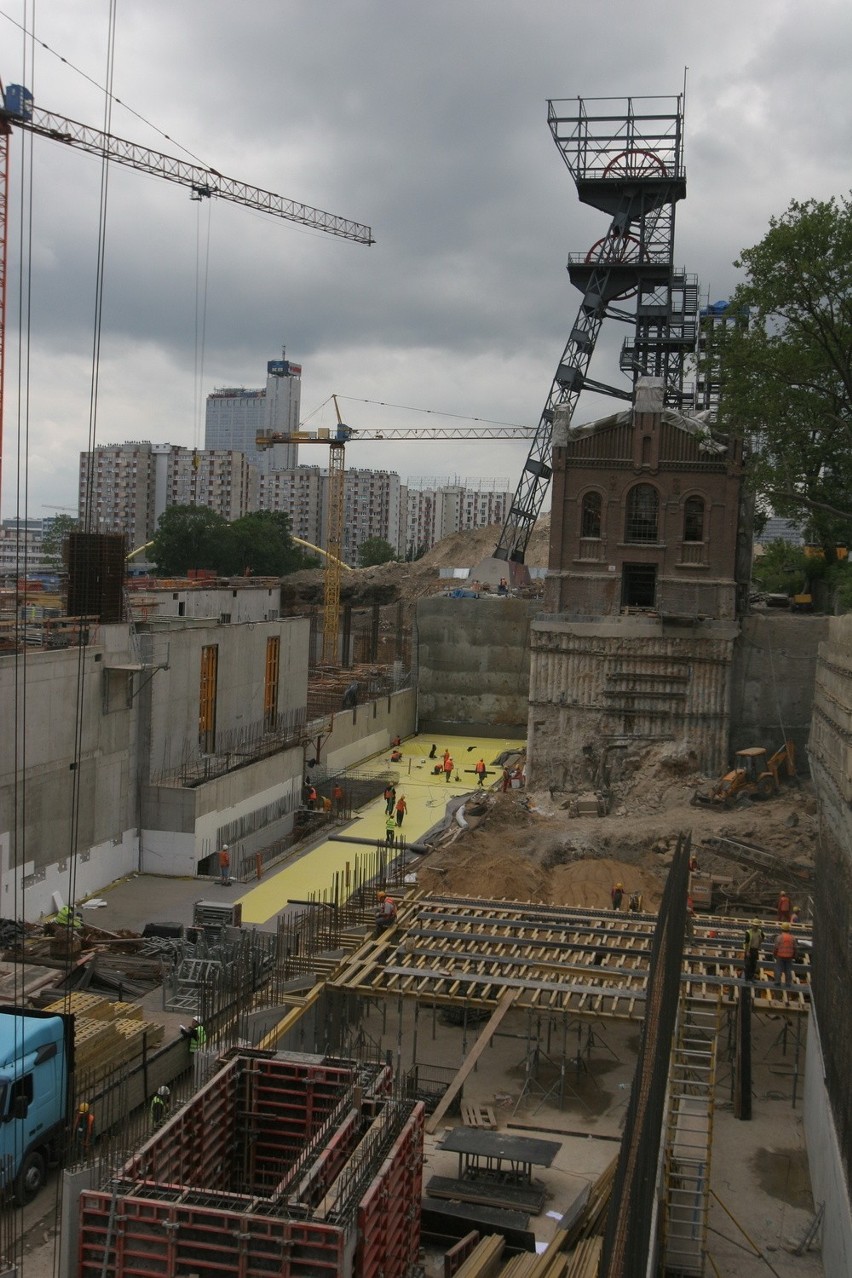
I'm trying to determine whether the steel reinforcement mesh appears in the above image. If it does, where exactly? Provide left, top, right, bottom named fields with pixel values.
left=599, top=831, right=691, bottom=1278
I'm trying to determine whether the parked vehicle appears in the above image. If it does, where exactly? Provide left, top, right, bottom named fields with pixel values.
left=0, top=1007, right=75, bottom=1204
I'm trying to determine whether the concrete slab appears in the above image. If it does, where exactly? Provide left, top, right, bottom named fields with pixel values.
left=86, top=731, right=524, bottom=934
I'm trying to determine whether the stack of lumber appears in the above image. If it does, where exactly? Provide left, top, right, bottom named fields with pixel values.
left=454, top=1235, right=505, bottom=1277
left=42, top=994, right=165, bottom=1077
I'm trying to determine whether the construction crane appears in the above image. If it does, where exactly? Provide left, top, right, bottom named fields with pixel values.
left=257, top=407, right=536, bottom=664
left=0, top=81, right=373, bottom=515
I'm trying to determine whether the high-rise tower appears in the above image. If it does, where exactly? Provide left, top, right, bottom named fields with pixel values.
left=205, top=356, right=302, bottom=471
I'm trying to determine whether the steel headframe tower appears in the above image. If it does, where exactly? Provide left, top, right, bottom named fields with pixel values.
left=494, top=94, right=689, bottom=566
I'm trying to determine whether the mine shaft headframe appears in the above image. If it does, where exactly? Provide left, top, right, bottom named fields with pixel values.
left=493, top=94, right=687, bottom=566
left=547, top=94, right=686, bottom=195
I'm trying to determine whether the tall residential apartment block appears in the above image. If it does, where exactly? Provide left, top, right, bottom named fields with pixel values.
left=205, top=357, right=302, bottom=471
left=403, top=480, right=513, bottom=557
left=79, top=443, right=255, bottom=545
left=257, top=466, right=325, bottom=548
left=257, top=467, right=405, bottom=562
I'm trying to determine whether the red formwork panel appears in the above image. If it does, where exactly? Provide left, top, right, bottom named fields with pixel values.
left=357, top=1103, right=425, bottom=1278
left=78, top=1054, right=422, bottom=1278
left=79, top=1195, right=346, bottom=1278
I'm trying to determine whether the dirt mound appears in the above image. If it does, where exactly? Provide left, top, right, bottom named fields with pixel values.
left=280, top=516, right=551, bottom=611
left=548, top=857, right=663, bottom=911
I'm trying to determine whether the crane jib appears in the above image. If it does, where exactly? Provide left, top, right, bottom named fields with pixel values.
left=3, top=95, right=373, bottom=245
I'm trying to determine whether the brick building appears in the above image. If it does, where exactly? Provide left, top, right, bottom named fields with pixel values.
left=528, top=379, right=749, bottom=788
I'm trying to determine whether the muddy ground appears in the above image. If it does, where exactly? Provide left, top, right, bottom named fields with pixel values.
left=415, top=741, right=815, bottom=919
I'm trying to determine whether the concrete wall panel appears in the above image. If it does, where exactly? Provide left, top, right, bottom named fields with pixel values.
left=730, top=614, right=829, bottom=767
left=416, top=598, right=534, bottom=736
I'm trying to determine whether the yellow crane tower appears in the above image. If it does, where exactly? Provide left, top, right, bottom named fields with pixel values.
left=256, top=408, right=536, bottom=665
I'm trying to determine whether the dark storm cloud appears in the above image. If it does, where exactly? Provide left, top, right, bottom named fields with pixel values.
left=3, top=0, right=851, bottom=511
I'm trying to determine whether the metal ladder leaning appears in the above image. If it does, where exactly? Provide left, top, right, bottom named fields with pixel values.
left=660, top=990, right=721, bottom=1275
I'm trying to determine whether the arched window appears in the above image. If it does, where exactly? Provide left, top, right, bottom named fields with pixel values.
left=683, top=495, right=705, bottom=543
left=625, top=484, right=659, bottom=543
left=580, top=491, right=602, bottom=538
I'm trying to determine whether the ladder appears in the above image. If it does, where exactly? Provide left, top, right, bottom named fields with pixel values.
left=661, top=992, right=721, bottom=1275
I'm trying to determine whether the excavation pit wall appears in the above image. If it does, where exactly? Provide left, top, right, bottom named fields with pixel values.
left=78, top=1052, right=424, bottom=1278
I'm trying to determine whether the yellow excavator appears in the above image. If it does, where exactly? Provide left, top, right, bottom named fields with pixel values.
left=693, top=740, right=796, bottom=807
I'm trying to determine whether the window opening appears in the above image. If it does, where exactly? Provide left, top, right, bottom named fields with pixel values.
left=581, top=491, right=602, bottom=538
left=199, top=644, right=219, bottom=753
left=264, top=636, right=280, bottom=731
left=683, top=495, right=705, bottom=542
left=625, top=484, right=659, bottom=543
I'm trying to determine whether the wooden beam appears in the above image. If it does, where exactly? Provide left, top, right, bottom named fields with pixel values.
left=426, top=989, right=519, bottom=1135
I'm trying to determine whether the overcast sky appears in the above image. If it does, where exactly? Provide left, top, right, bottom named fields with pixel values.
left=2, top=0, right=850, bottom=520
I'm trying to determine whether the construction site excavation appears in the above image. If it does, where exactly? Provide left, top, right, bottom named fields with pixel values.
left=0, top=76, right=849, bottom=1278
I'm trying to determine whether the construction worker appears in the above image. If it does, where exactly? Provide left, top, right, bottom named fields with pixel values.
left=74, top=1102, right=95, bottom=1156
left=777, top=891, right=792, bottom=922
left=391, top=735, right=401, bottom=747
left=628, top=892, right=643, bottom=913
left=390, top=748, right=402, bottom=763
left=306, top=784, right=318, bottom=810
left=150, top=1085, right=171, bottom=1129
left=384, top=783, right=396, bottom=816
left=218, top=843, right=231, bottom=886
left=611, top=882, right=624, bottom=911
left=55, top=904, right=82, bottom=929
left=429, top=744, right=437, bottom=759
left=772, top=922, right=797, bottom=987
left=501, top=766, right=511, bottom=793
left=475, top=758, right=487, bottom=786
left=443, top=754, right=454, bottom=783
left=790, top=904, right=801, bottom=924
left=395, top=794, right=408, bottom=828
left=180, top=1016, right=207, bottom=1053
left=332, top=782, right=344, bottom=813
left=743, top=919, right=765, bottom=982
left=385, top=813, right=396, bottom=846
left=688, top=852, right=699, bottom=873
left=375, top=891, right=398, bottom=935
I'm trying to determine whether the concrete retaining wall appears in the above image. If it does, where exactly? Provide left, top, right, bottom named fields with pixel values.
left=415, top=598, right=534, bottom=736
left=323, top=687, right=416, bottom=775
left=804, top=1014, right=852, bottom=1277
left=729, top=613, right=829, bottom=767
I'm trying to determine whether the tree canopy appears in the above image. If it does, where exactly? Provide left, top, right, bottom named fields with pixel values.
left=41, top=513, right=79, bottom=564
left=357, top=536, right=397, bottom=567
left=717, top=195, right=852, bottom=554
left=149, top=505, right=318, bottom=576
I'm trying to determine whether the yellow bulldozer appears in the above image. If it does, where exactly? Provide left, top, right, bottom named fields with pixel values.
left=693, top=740, right=796, bottom=807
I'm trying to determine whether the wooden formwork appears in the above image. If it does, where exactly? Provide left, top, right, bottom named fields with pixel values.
left=78, top=1052, right=423, bottom=1278
left=331, top=894, right=812, bottom=1021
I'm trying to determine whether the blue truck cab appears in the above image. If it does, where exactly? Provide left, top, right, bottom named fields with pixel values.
left=0, top=1007, right=75, bottom=1204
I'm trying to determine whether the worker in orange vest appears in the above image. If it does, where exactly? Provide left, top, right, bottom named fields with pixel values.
left=395, top=794, right=408, bottom=828
left=475, top=759, right=487, bottom=786
left=74, top=1102, right=95, bottom=1157
left=772, top=922, right=797, bottom=987
left=777, top=891, right=792, bottom=922
left=443, top=755, right=454, bottom=783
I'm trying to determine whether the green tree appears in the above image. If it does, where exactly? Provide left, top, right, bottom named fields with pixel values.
left=223, top=510, right=315, bottom=577
left=751, top=541, right=813, bottom=596
left=357, top=536, right=396, bottom=568
left=41, top=513, right=79, bottom=564
left=150, top=505, right=229, bottom=575
left=717, top=195, right=852, bottom=554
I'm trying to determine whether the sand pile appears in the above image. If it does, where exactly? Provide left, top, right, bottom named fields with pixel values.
left=418, top=847, right=661, bottom=912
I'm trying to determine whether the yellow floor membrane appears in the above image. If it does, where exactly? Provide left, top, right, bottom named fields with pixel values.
left=237, top=732, right=524, bottom=924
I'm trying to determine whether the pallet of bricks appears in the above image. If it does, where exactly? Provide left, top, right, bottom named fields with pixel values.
left=43, top=993, right=165, bottom=1091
